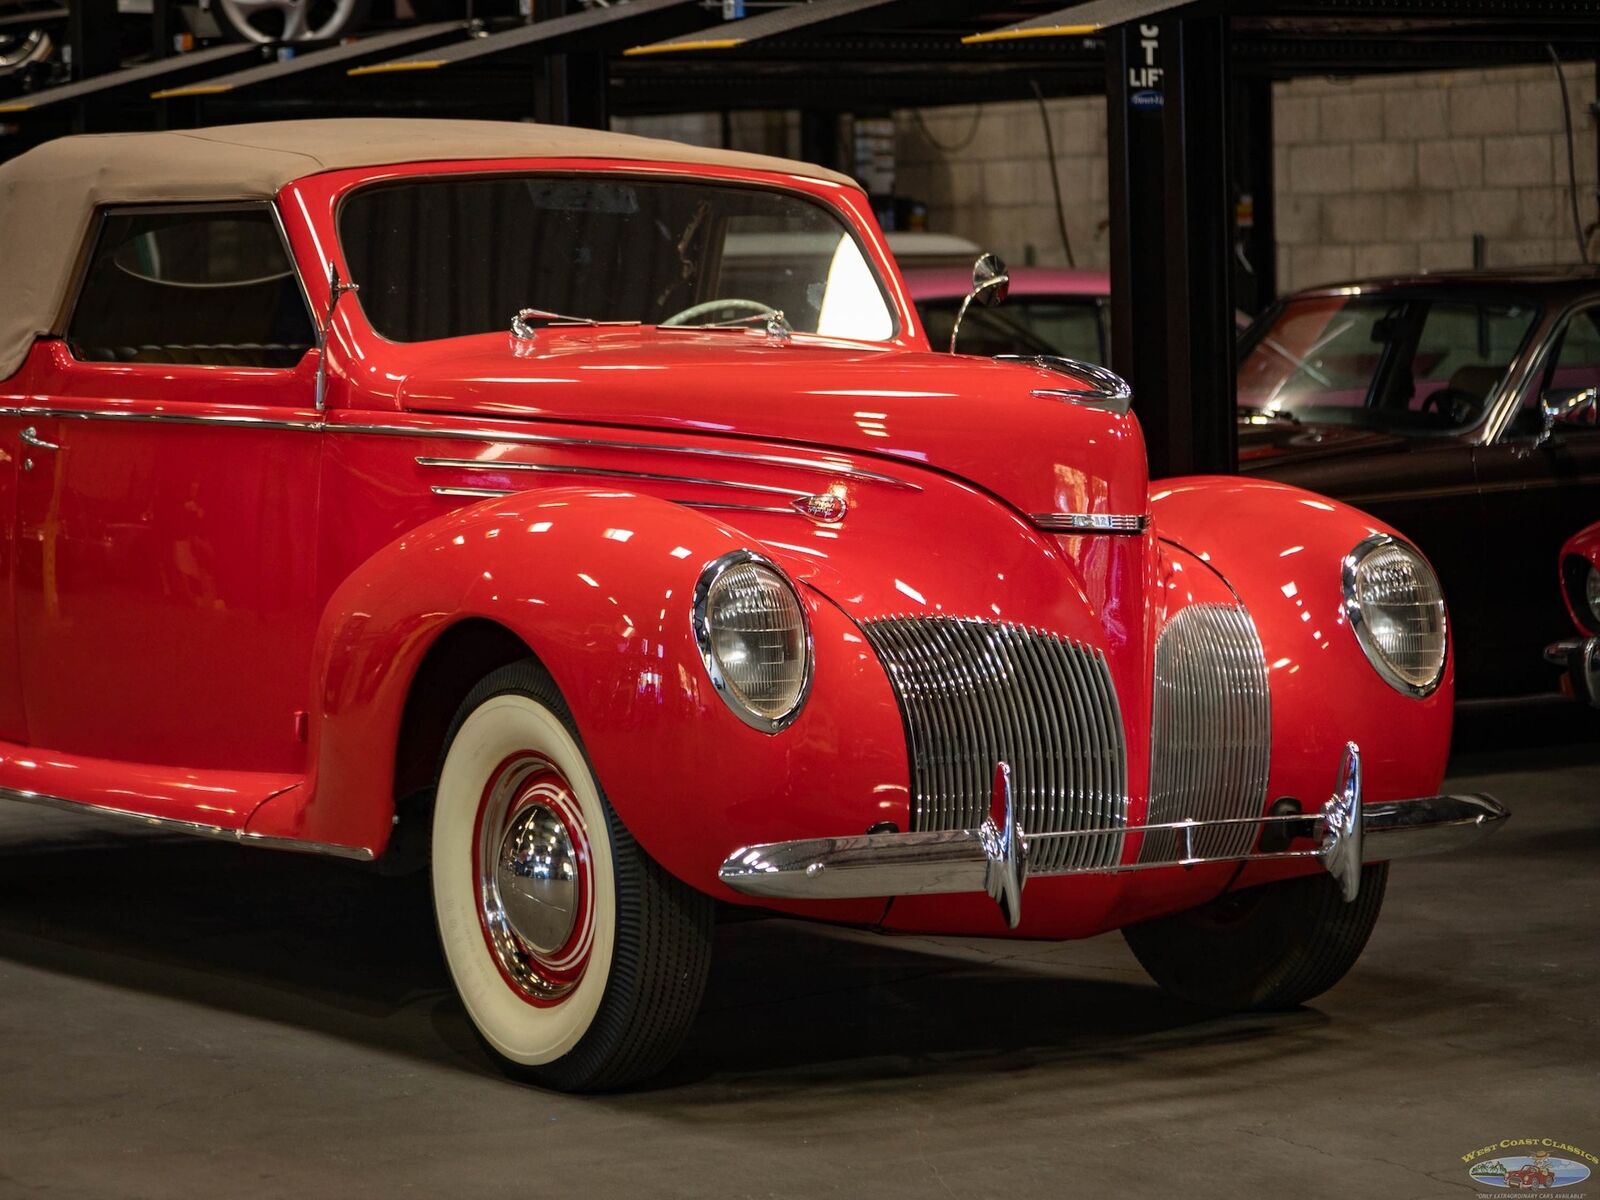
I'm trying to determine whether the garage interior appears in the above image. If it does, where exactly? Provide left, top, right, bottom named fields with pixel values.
left=0, top=1, right=1597, bottom=1196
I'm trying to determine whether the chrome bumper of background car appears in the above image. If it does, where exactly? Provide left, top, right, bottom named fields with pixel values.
left=1544, top=637, right=1600, bottom=706
left=718, top=744, right=1508, bottom=929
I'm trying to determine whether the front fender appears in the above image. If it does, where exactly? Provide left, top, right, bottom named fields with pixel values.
left=253, top=488, right=908, bottom=914
left=1150, top=477, right=1453, bottom=833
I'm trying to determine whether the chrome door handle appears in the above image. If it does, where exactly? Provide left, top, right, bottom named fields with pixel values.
left=20, top=427, right=59, bottom=451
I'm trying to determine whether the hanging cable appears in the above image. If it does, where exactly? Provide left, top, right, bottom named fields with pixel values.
left=1030, top=79, right=1077, bottom=268
left=1549, top=43, right=1590, bottom=265
left=911, top=106, right=982, bottom=153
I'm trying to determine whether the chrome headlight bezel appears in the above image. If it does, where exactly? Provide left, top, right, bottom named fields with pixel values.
left=691, top=549, right=814, bottom=733
left=1342, top=533, right=1448, bottom=698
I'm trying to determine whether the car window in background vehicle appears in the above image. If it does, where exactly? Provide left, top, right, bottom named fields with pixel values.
left=1239, top=292, right=1538, bottom=432
left=66, top=205, right=314, bottom=369
left=1410, top=300, right=1537, bottom=411
left=1520, top=306, right=1600, bottom=435
left=340, top=175, right=898, bottom=343
left=918, top=297, right=1105, bottom=363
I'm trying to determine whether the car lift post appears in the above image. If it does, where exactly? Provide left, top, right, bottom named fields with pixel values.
left=1106, top=15, right=1238, bottom=477
left=66, top=0, right=120, bottom=83
left=533, top=0, right=608, bottom=128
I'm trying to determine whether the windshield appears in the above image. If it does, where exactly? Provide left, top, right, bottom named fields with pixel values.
left=1238, top=291, right=1541, bottom=432
left=339, top=174, right=898, bottom=344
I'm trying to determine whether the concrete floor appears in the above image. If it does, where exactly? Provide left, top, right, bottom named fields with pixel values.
left=0, top=705, right=1595, bottom=1199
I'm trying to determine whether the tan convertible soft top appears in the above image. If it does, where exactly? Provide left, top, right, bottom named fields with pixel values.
left=0, top=117, right=861, bottom=381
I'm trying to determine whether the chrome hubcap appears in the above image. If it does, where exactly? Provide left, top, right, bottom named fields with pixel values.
left=476, top=755, right=594, bottom=1004
left=495, top=804, right=578, bottom=955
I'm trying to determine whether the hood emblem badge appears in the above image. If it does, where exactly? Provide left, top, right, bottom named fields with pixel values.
left=791, top=491, right=849, bottom=523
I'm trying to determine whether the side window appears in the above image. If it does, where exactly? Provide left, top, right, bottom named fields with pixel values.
left=1409, top=299, right=1537, bottom=411
left=1515, top=306, right=1600, bottom=435
left=66, top=205, right=314, bottom=368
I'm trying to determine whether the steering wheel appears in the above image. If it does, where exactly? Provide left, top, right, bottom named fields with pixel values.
left=1420, top=387, right=1482, bottom=425
left=215, top=0, right=370, bottom=43
left=661, top=298, right=774, bottom=327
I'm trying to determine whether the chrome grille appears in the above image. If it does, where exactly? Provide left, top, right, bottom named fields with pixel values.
left=1140, top=604, right=1272, bottom=863
left=861, top=617, right=1128, bottom=871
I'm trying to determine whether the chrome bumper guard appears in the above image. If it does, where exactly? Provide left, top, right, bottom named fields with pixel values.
left=718, top=743, right=1508, bottom=929
left=1545, top=637, right=1600, bottom=706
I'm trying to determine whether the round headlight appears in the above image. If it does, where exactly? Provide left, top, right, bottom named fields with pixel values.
left=1587, top=564, right=1600, bottom=627
left=1343, top=534, right=1447, bottom=696
left=692, top=550, right=813, bottom=732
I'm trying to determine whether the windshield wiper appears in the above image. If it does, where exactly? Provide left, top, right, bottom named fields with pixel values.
left=510, top=307, right=641, bottom=340
left=660, top=309, right=793, bottom=341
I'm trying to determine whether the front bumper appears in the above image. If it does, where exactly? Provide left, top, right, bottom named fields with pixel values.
left=719, top=743, right=1507, bottom=929
left=1545, top=637, right=1600, bottom=706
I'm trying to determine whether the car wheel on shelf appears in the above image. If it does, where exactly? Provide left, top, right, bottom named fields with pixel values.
left=431, top=659, right=714, bottom=1092
left=213, top=0, right=372, bottom=43
left=1122, top=863, right=1388, bottom=1011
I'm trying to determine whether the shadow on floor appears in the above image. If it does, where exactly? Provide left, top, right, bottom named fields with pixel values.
left=0, top=821, right=1330, bottom=1092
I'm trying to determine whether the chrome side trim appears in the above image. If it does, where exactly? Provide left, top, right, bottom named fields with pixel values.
left=341, top=420, right=919, bottom=489
left=0, top=404, right=920, bottom=490
left=430, top=485, right=801, bottom=517
left=416, top=455, right=811, bottom=499
left=432, top=484, right=515, bottom=499
left=1031, top=512, right=1148, bottom=534
left=1141, top=604, right=1272, bottom=863
left=861, top=616, right=1128, bottom=872
left=0, top=405, right=321, bottom=432
left=0, top=786, right=376, bottom=861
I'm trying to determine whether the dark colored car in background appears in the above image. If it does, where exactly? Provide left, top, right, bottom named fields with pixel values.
left=1238, top=269, right=1600, bottom=698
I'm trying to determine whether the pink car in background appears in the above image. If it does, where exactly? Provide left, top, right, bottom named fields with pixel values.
left=901, top=266, right=1111, bottom=363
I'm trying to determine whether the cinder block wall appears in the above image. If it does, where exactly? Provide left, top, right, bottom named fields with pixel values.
left=893, top=99, right=1111, bottom=272
left=888, top=64, right=1597, bottom=293
left=1275, top=67, right=1597, bottom=289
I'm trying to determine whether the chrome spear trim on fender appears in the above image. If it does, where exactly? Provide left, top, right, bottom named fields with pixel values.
left=718, top=743, right=1509, bottom=926
left=996, top=355, right=1134, bottom=416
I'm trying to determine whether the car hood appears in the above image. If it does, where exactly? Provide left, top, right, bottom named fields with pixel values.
left=392, top=329, right=1149, bottom=520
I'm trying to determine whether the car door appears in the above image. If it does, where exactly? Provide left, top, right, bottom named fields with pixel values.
left=1471, top=300, right=1600, bottom=694
left=13, top=202, right=324, bottom=774
left=0, top=401, right=23, bottom=744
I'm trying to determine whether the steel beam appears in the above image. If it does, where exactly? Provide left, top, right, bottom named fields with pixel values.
left=64, top=0, right=118, bottom=82
left=1107, top=15, right=1236, bottom=477
left=624, top=0, right=987, bottom=59
left=352, top=0, right=707, bottom=75
left=0, top=42, right=260, bottom=116
left=151, top=21, right=470, bottom=100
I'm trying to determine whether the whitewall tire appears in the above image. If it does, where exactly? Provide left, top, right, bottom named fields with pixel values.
left=431, top=660, right=713, bottom=1091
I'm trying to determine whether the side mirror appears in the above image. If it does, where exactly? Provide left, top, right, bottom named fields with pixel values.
left=1538, top=385, right=1599, bottom=446
left=948, top=252, right=1010, bottom=354
left=971, top=252, right=1010, bottom=308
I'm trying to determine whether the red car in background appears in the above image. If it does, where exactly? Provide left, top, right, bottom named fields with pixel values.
left=1547, top=520, right=1600, bottom=704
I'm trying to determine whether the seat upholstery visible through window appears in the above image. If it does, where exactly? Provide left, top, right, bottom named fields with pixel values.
left=67, top=205, right=314, bottom=369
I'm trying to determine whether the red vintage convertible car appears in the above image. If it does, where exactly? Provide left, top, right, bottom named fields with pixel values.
left=1546, top=520, right=1600, bottom=704
left=0, top=120, right=1506, bottom=1091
